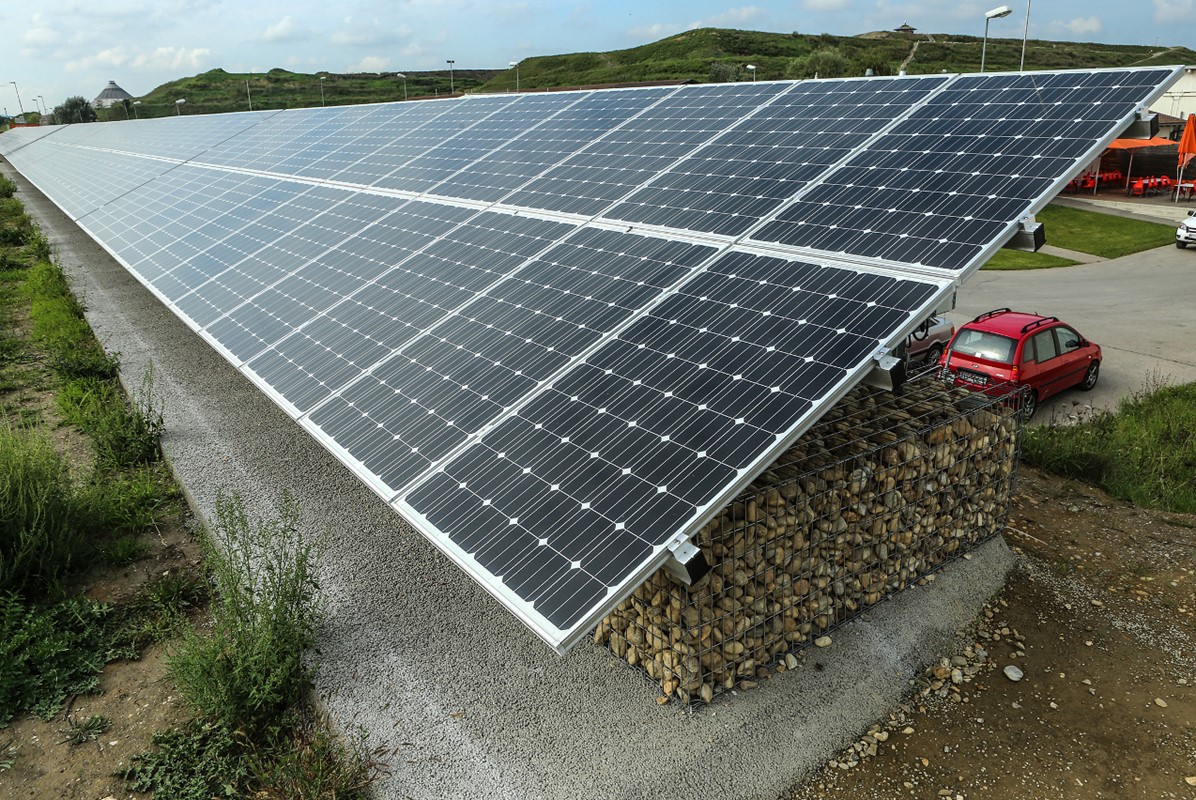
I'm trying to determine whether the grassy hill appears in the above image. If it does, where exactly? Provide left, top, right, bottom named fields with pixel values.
left=115, top=28, right=1196, bottom=119
left=478, top=28, right=1196, bottom=92
left=126, top=67, right=501, bottom=118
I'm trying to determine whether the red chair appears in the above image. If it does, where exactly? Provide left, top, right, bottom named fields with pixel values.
left=1130, top=179, right=1145, bottom=196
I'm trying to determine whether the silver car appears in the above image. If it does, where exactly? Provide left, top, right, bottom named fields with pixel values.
left=905, top=315, right=955, bottom=366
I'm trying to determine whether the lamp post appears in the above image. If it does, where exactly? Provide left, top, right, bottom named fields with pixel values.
left=981, top=5, right=1013, bottom=73
left=9, top=81, right=24, bottom=115
left=395, top=72, right=407, bottom=100
left=132, top=100, right=141, bottom=119
left=1019, top=0, right=1032, bottom=71
left=509, top=61, right=520, bottom=92
left=746, top=64, right=757, bottom=81
left=446, top=59, right=455, bottom=94
left=175, top=98, right=186, bottom=116
left=246, top=74, right=253, bottom=111
left=38, top=95, right=46, bottom=119
left=319, top=75, right=326, bottom=106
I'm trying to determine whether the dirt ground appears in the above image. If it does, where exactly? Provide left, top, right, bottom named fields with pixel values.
left=1, top=466, right=1193, bottom=800
left=0, top=521, right=201, bottom=800
left=787, top=467, right=1196, bottom=800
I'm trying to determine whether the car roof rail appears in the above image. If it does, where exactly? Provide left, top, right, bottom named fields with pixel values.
left=972, top=308, right=1011, bottom=323
left=1020, top=316, right=1059, bottom=334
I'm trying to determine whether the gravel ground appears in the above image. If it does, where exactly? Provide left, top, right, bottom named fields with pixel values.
left=3, top=162, right=1015, bottom=800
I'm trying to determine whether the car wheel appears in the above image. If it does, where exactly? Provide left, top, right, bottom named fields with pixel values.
left=1080, top=360, right=1100, bottom=391
left=1178, top=241, right=1188, bottom=249
left=924, top=343, right=944, bottom=366
left=1019, top=387, right=1038, bottom=420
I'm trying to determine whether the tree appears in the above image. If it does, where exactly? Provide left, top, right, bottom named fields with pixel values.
left=52, top=96, right=97, bottom=124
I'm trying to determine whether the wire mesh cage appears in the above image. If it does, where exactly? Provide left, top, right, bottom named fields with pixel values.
left=593, top=375, right=1022, bottom=706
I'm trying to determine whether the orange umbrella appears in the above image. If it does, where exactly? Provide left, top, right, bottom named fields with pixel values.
left=1178, top=114, right=1196, bottom=181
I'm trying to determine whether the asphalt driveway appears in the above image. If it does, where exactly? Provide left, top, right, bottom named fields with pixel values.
left=947, top=244, right=1196, bottom=421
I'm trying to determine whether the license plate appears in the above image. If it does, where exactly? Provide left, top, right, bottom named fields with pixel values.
left=959, top=369, right=989, bottom=386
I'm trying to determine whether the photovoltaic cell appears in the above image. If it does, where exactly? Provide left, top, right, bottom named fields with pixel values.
left=3, top=66, right=1181, bottom=652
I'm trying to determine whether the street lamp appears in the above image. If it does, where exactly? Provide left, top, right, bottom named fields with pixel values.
left=175, top=98, right=186, bottom=116
left=509, top=61, right=520, bottom=92
left=1019, top=0, right=1032, bottom=71
left=246, top=73, right=253, bottom=111
left=395, top=72, right=407, bottom=100
left=746, top=64, right=757, bottom=81
left=9, top=81, right=23, bottom=115
left=446, top=59, right=455, bottom=94
left=132, top=100, right=141, bottom=119
left=981, top=5, right=1013, bottom=73
left=319, top=75, right=326, bottom=106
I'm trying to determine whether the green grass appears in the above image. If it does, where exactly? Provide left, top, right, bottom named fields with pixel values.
left=60, top=714, right=112, bottom=745
left=982, top=249, right=1081, bottom=270
left=1035, top=204, right=1175, bottom=258
left=1022, top=380, right=1196, bottom=513
left=0, top=426, right=96, bottom=594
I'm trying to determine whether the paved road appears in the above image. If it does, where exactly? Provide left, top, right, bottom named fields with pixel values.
left=946, top=244, right=1196, bottom=422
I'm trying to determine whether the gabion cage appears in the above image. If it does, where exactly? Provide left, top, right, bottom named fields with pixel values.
left=593, top=375, right=1021, bottom=705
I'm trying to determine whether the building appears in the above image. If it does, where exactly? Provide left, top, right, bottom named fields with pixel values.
left=894, top=22, right=917, bottom=34
left=93, top=80, right=133, bottom=109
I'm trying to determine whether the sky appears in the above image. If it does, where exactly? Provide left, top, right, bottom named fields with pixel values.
left=2, top=0, right=1194, bottom=115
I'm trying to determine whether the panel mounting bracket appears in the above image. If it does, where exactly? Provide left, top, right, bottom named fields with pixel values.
left=663, top=537, right=709, bottom=585
left=1002, top=217, right=1046, bottom=252
left=863, top=347, right=908, bottom=395
left=1122, top=108, right=1159, bottom=140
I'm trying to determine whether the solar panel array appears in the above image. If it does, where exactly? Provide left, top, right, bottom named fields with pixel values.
left=1, top=66, right=1179, bottom=651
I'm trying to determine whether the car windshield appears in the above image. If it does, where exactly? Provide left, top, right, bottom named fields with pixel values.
left=950, top=329, right=1017, bottom=364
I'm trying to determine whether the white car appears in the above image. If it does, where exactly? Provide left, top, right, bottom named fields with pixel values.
left=1176, top=210, right=1196, bottom=248
left=905, top=315, right=955, bottom=365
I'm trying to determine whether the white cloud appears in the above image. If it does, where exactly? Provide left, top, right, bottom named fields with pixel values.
left=1058, top=16, right=1102, bottom=36
left=348, top=55, right=391, bottom=72
left=804, top=0, right=851, bottom=11
left=21, top=15, right=60, bottom=48
left=627, top=22, right=682, bottom=39
left=691, top=6, right=764, bottom=28
left=330, top=21, right=406, bottom=47
left=130, top=46, right=212, bottom=71
left=264, top=15, right=305, bottom=43
left=1154, top=0, right=1194, bottom=22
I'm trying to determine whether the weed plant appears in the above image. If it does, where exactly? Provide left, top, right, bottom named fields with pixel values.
left=119, top=721, right=247, bottom=800
left=0, top=176, right=16, bottom=198
left=1022, top=380, right=1196, bottom=513
left=169, top=494, right=323, bottom=733
left=60, top=713, right=112, bottom=745
left=0, top=594, right=113, bottom=725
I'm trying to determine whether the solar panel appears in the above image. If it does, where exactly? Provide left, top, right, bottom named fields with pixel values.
left=600, top=75, right=951, bottom=236
left=751, top=68, right=1179, bottom=272
left=2, top=66, right=1181, bottom=652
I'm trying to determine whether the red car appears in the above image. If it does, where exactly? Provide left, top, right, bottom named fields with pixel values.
left=939, top=309, right=1101, bottom=418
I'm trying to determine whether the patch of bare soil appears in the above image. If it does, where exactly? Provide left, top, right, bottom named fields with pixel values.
left=786, top=466, right=1196, bottom=800
left=0, top=521, right=201, bottom=800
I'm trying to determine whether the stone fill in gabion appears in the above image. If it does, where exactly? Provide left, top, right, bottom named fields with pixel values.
left=594, top=377, right=1020, bottom=705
